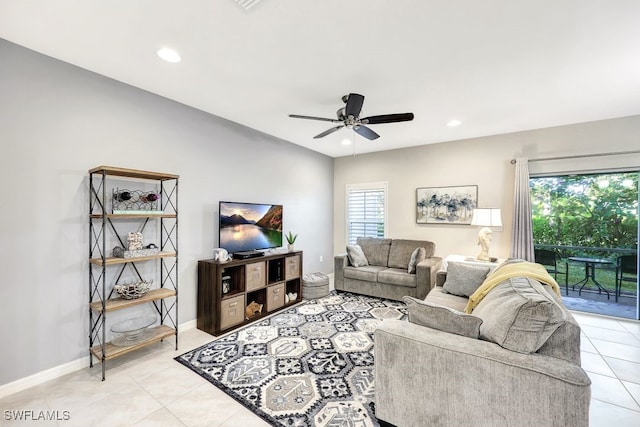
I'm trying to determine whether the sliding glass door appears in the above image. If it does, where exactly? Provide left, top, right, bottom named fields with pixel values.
left=530, top=172, right=639, bottom=319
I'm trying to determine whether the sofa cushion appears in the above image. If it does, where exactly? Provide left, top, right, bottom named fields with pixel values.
left=472, top=277, right=567, bottom=354
left=346, top=244, right=369, bottom=267
left=403, top=296, right=483, bottom=339
left=388, top=239, right=435, bottom=269
left=424, top=286, right=469, bottom=312
left=344, top=265, right=386, bottom=282
left=378, top=268, right=417, bottom=288
left=357, top=237, right=392, bottom=267
left=408, top=247, right=426, bottom=274
left=443, top=262, right=490, bottom=297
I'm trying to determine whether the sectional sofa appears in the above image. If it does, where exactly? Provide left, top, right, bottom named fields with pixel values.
left=374, top=259, right=591, bottom=426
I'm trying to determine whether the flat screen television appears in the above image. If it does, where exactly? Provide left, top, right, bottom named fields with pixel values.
left=218, top=201, right=283, bottom=253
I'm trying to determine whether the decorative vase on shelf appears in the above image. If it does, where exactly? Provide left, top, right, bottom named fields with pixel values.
left=288, top=244, right=294, bottom=252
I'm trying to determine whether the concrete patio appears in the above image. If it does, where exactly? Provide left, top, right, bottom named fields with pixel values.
left=562, top=287, right=638, bottom=319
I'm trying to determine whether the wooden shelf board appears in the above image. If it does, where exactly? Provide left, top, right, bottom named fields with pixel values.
left=201, top=250, right=303, bottom=267
left=90, top=288, right=176, bottom=313
left=89, top=251, right=176, bottom=266
left=219, top=298, right=302, bottom=335
left=90, top=325, right=176, bottom=361
left=90, top=213, right=177, bottom=219
left=221, top=290, right=244, bottom=300
left=89, top=166, right=179, bottom=181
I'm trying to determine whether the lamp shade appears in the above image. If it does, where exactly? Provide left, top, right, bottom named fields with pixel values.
left=471, top=208, right=502, bottom=227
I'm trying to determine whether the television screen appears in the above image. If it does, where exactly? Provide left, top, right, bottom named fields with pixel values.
left=219, top=201, right=283, bottom=253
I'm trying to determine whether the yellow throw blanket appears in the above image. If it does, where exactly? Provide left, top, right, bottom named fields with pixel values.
left=464, top=261, right=561, bottom=313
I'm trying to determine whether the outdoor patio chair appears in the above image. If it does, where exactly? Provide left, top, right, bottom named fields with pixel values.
left=615, top=254, right=637, bottom=303
left=535, top=248, right=569, bottom=295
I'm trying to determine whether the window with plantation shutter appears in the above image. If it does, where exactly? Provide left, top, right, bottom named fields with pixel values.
left=346, top=182, right=388, bottom=245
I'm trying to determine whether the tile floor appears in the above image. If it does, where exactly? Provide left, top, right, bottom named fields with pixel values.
left=1, top=312, right=640, bottom=426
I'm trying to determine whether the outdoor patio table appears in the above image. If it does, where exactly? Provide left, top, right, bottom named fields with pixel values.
left=568, top=257, right=613, bottom=299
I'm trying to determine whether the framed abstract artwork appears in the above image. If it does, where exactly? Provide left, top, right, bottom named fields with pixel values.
left=416, top=185, right=478, bottom=224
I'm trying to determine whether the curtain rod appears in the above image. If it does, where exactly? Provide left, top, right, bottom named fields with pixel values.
left=510, top=149, right=640, bottom=164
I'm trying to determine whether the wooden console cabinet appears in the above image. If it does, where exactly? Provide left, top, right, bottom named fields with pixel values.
left=197, top=251, right=303, bottom=335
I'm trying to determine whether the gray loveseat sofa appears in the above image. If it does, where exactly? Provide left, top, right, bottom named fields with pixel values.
left=334, top=237, right=442, bottom=301
left=375, top=261, right=591, bottom=426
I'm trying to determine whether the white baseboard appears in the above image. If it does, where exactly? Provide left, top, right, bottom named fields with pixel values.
left=0, top=357, right=88, bottom=400
left=179, top=319, right=197, bottom=331
left=0, top=320, right=197, bottom=399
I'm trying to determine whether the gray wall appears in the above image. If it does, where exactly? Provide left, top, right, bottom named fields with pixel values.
left=0, top=39, right=333, bottom=385
left=334, top=115, right=640, bottom=260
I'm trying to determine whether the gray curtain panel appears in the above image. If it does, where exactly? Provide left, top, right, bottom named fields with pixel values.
left=510, top=158, right=535, bottom=261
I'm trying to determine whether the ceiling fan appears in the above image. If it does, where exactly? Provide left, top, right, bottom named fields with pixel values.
left=289, top=93, right=414, bottom=140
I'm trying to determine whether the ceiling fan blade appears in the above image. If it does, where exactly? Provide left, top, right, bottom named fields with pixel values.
left=289, top=114, right=341, bottom=123
left=354, top=125, right=380, bottom=140
left=314, top=125, right=344, bottom=139
left=361, top=113, right=414, bottom=124
left=344, top=93, right=365, bottom=118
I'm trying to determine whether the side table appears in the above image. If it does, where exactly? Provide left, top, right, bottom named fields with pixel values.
left=567, top=257, right=612, bottom=299
left=443, top=254, right=504, bottom=272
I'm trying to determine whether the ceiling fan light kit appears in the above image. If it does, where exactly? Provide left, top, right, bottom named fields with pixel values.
left=289, top=93, right=414, bottom=141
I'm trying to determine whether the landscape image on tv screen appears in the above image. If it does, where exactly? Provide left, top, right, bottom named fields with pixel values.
left=219, top=201, right=283, bottom=253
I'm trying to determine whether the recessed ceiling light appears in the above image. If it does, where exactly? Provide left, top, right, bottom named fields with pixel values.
left=447, top=119, right=462, bottom=127
left=157, top=47, right=181, bottom=63
left=341, top=138, right=352, bottom=145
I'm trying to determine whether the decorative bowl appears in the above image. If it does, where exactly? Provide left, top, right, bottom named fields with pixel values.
left=111, top=315, right=156, bottom=346
left=114, top=280, right=152, bottom=300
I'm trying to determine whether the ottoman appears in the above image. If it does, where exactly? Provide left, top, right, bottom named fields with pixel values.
left=302, top=272, right=330, bottom=300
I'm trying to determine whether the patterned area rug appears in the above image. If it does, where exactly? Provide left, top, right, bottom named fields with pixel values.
left=175, top=291, right=407, bottom=426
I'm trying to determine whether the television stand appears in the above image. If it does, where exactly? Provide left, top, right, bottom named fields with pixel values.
left=197, top=251, right=303, bottom=335
left=233, top=250, right=264, bottom=259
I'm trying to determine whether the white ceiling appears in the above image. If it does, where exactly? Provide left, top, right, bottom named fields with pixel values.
left=2, top=0, right=640, bottom=158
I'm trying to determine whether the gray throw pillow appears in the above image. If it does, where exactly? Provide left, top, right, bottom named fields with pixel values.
left=407, top=247, right=426, bottom=274
left=472, top=277, right=567, bottom=354
left=403, top=296, right=483, bottom=339
left=442, top=262, right=490, bottom=297
left=346, top=244, right=369, bottom=267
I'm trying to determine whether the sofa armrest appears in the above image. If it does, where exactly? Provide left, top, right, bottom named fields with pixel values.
left=374, top=320, right=591, bottom=427
left=436, top=269, right=447, bottom=287
left=415, top=257, right=442, bottom=299
left=334, top=253, right=348, bottom=290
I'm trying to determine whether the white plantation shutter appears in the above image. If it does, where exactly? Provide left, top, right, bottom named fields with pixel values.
left=346, top=182, right=388, bottom=245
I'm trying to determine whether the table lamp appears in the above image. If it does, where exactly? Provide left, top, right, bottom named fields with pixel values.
left=471, top=208, right=502, bottom=261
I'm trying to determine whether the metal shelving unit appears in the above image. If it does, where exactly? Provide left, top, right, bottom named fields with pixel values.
left=88, top=166, right=179, bottom=380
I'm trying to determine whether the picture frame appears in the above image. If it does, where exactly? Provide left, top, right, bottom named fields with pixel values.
left=416, top=185, right=478, bottom=224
